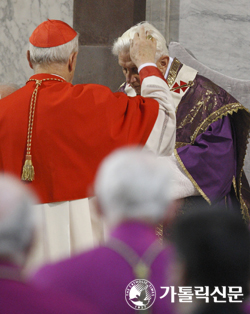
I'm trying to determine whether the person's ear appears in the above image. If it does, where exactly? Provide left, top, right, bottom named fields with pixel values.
left=156, top=55, right=169, bottom=76
left=68, top=52, right=78, bottom=72
left=26, top=50, right=33, bottom=69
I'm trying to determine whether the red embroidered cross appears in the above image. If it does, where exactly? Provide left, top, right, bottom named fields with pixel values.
left=171, top=81, right=189, bottom=93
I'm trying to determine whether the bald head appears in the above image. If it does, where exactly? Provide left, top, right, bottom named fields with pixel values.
left=0, top=84, right=19, bottom=99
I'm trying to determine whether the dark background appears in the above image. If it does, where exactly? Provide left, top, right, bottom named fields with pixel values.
left=73, top=0, right=146, bottom=91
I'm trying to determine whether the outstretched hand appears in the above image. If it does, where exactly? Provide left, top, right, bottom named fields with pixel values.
left=130, top=26, right=157, bottom=68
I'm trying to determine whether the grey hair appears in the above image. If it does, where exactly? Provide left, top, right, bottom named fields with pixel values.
left=29, top=33, right=79, bottom=66
left=95, top=147, right=174, bottom=225
left=0, top=175, right=37, bottom=265
left=112, top=21, right=169, bottom=60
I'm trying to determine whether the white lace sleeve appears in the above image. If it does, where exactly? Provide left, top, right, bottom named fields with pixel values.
left=158, top=152, right=200, bottom=199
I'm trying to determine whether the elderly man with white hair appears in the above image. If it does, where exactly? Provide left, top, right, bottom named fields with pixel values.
left=0, top=174, right=101, bottom=314
left=0, top=19, right=176, bottom=266
left=31, top=147, right=177, bottom=314
left=0, top=175, right=37, bottom=267
left=113, top=21, right=250, bottom=222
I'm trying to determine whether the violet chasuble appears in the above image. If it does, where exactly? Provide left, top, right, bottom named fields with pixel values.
left=167, top=58, right=250, bottom=222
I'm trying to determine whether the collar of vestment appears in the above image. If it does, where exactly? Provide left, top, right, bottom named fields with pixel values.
left=107, top=221, right=165, bottom=280
left=110, top=220, right=164, bottom=258
left=27, top=73, right=67, bottom=83
left=166, top=58, right=198, bottom=110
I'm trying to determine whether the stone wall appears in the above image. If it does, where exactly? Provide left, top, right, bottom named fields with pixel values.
left=1, top=0, right=249, bottom=86
left=0, top=0, right=73, bottom=86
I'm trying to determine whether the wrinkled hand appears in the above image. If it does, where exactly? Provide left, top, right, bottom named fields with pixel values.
left=130, top=26, right=157, bottom=68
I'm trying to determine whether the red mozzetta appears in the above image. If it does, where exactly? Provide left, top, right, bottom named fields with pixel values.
left=0, top=72, right=159, bottom=203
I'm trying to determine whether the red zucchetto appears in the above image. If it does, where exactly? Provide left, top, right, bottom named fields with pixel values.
left=29, top=19, right=77, bottom=48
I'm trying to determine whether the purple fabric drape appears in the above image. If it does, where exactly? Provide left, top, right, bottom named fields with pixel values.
left=177, top=115, right=237, bottom=206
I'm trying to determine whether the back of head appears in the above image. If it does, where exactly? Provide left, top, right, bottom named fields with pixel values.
left=112, top=21, right=169, bottom=60
left=172, top=207, right=250, bottom=297
left=0, top=175, right=37, bottom=265
left=28, top=19, right=79, bottom=67
left=0, top=84, right=19, bottom=99
left=94, top=147, right=174, bottom=226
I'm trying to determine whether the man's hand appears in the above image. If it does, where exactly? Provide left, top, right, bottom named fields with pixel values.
left=130, top=26, right=157, bottom=68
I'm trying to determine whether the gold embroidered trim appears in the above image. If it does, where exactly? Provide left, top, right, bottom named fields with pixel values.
left=167, top=58, right=182, bottom=87
left=177, top=99, right=205, bottom=130
left=118, top=82, right=125, bottom=89
left=239, top=171, right=250, bottom=223
left=236, top=109, right=250, bottom=222
left=185, top=102, right=250, bottom=221
left=175, top=142, right=190, bottom=149
left=232, top=176, right=238, bottom=200
left=169, top=59, right=250, bottom=219
left=190, top=103, right=246, bottom=144
left=156, top=224, right=163, bottom=243
left=106, top=238, right=163, bottom=280
left=174, top=149, right=211, bottom=205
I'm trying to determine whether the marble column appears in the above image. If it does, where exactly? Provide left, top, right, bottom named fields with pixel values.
left=2, top=1, right=248, bottom=85
left=0, top=0, right=147, bottom=91
left=146, top=0, right=250, bottom=80
left=0, top=0, right=73, bottom=86
left=146, top=0, right=170, bottom=44
left=169, top=0, right=250, bottom=80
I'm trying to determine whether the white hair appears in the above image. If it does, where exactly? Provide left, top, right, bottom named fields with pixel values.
left=29, top=34, right=79, bottom=66
left=0, top=83, right=19, bottom=99
left=0, top=174, right=37, bottom=265
left=95, top=147, right=174, bottom=225
left=112, top=21, right=169, bottom=60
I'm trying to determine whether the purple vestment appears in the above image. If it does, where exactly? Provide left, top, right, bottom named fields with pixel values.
left=172, top=67, right=250, bottom=219
left=0, top=261, right=100, bottom=314
left=177, top=116, right=237, bottom=206
left=119, top=58, right=250, bottom=220
left=31, top=221, right=175, bottom=314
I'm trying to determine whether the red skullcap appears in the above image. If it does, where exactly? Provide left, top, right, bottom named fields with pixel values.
left=29, top=19, right=77, bottom=48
